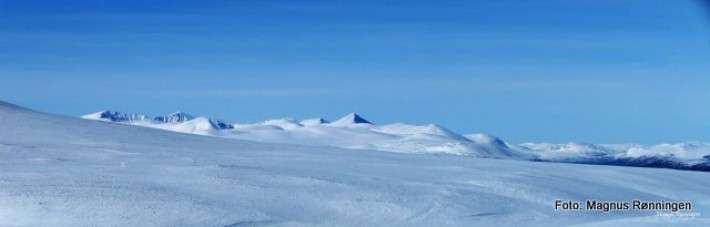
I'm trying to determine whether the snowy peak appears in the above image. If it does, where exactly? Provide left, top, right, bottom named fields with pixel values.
left=329, top=113, right=372, bottom=126
left=375, top=123, right=464, bottom=140
left=465, top=133, right=507, bottom=147
left=419, top=124, right=463, bottom=139
left=83, top=111, right=153, bottom=123
left=155, top=111, right=195, bottom=123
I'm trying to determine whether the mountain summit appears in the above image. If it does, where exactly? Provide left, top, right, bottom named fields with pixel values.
left=329, top=113, right=372, bottom=126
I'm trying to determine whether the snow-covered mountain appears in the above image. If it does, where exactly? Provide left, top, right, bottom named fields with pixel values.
left=3, top=100, right=710, bottom=226
left=81, top=109, right=710, bottom=171
left=83, top=110, right=234, bottom=133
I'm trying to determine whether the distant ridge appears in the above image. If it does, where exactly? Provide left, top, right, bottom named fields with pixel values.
left=75, top=105, right=710, bottom=172
left=83, top=110, right=232, bottom=130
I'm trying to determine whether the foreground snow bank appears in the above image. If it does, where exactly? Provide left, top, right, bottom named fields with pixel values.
left=1, top=101, right=708, bottom=226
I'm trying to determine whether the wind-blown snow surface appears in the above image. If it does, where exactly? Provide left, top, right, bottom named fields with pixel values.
left=83, top=110, right=710, bottom=171
left=2, top=102, right=709, bottom=226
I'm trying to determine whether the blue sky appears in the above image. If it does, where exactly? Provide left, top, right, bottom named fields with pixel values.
left=1, top=0, right=709, bottom=143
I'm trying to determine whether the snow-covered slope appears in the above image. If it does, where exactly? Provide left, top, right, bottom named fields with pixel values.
left=3, top=100, right=710, bottom=226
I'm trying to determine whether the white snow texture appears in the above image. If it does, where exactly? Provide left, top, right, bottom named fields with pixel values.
left=0, top=101, right=708, bottom=226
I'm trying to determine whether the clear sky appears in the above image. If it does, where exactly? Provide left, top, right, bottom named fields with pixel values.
left=1, top=0, right=709, bottom=143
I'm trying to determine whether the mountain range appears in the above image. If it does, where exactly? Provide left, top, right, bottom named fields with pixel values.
left=83, top=110, right=710, bottom=171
